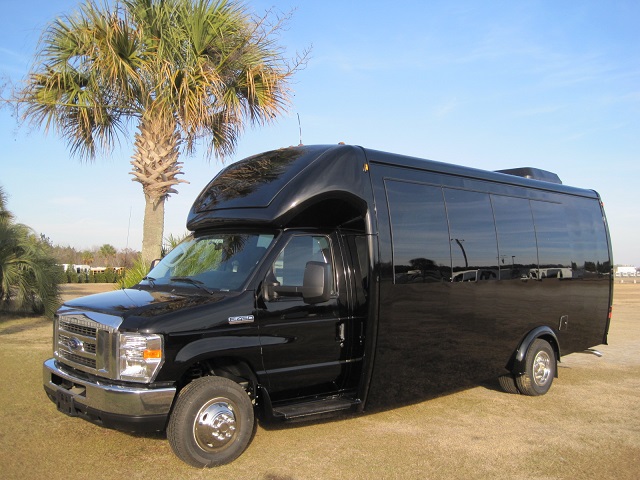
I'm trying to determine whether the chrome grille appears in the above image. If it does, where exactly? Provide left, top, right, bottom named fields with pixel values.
left=59, top=333, right=97, bottom=355
left=55, top=313, right=119, bottom=378
left=61, top=351, right=97, bottom=369
left=60, top=321, right=96, bottom=338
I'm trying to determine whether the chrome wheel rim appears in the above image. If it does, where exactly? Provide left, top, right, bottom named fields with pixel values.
left=532, top=350, right=552, bottom=386
left=193, top=398, right=238, bottom=452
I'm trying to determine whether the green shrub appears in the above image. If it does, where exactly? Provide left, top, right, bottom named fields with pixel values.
left=117, top=255, right=149, bottom=289
left=66, top=268, right=78, bottom=284
left=104, top=268, right=116, bottom=283
left=0, top=201, right=63, bottom=317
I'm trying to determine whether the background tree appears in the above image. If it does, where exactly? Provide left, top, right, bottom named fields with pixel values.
left=99, top=244, right=117, bottom=266
left=81, top=250, right=94, bottom=266
left=0, top=187, right=13, bottom=224
left=17, top=0, right=306, bottom=265
left=0, top=186, right=62, bottom=317
left=116, top=248, right=138, bottom=269
left=163, top=231, right=192, bottom=256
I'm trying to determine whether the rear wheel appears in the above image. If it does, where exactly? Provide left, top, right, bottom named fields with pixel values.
left=515, top=339, right=556, bottom=396
left=498, top=374, right=520, bottom=394
left=167, top=376, right=255, bottom=467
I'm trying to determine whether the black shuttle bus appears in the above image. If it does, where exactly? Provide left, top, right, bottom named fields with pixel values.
left=44, top=144, right=613, bottom=467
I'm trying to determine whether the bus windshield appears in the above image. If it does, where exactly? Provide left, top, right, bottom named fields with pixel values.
left=141, top=232, right=276, bottom=292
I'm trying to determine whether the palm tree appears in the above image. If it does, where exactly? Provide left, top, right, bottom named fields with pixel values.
left=99, top=244, right=117, bottom=266
left=163, top=231, right=191, bottom=256
left=0, top=187, right=62, bottom=317
left=0, top=187, right=13, bottom=224
left=17, top=0, right=306, bottom=264
left=81, top=250, right=94, bottom=266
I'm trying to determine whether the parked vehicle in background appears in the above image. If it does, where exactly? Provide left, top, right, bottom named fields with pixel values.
left=43, top=144, right=613, bottom=467
left=615, top=266, right=637, bottom=277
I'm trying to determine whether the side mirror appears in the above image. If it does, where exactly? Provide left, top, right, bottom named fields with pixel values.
left=149, top=258, right=161, bottom=271
left=262, top=279, right=280, bottom=302
left=302, top=261, right=332, bottom=304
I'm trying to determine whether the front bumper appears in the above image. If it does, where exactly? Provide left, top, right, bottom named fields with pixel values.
left=43, top=358, right=176, bottom=432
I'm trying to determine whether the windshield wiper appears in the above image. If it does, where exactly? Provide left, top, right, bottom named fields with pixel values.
left=169, top=277, right=215, bottom=294
left=142, top=276, right=156, bottom=288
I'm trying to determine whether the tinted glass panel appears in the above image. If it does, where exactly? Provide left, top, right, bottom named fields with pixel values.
left=491, top=196, right=539, bottom=280
left=385, top=181, right=451, bottom=283
left=193, top=148, right=315, bottom=211
left=272, top=235, right=334, bottom=290
left=444, top=189, right=498, bottom=282
left=565, top=196, right=610, bottom=277
left=144, top=233, right=275, bottom=291
left=530, top=200, right=572, bottom=279
left=349, top=235, right=370, bottom=306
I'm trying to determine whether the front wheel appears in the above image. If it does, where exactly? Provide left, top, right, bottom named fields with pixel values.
left=515, top=339, right=556, bottom=396
left=167, top=376, right=255, bottom=467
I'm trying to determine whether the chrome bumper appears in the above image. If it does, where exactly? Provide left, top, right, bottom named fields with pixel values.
left=43, top=358, right=176, bottom=418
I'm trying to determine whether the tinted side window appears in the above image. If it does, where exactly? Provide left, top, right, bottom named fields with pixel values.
left=385, top=181, right=451, bottom=283
left=444, top=189, right=498, bottom=282
left=565, top=196, right=611, bottom=277
left=272, top=235, right=335, bottom=291
left=530, top=200, right=572, bottom=279
left=491, top=196, right=539, bottom=280
left=343, top=235, right=370, bottom=312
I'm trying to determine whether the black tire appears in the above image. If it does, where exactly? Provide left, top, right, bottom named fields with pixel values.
left=498, top=374, right=520, bottom=395
left=515, top=339, right=556, bottom=396
left=167, top=376, right=255, bottom=467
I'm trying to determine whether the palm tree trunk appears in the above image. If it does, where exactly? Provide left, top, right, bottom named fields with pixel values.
left=130, top=114, right=187, bottom=266
left=142, top=194, right=165, bottom=265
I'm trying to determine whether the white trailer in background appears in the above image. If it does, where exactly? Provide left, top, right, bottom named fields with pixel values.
left=616, top=266, right=637, bottom=277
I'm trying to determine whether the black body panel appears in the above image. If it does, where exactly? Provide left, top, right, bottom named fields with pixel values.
left=50, top=144, right=613, bottom=420
left=187, top=145, right=374, bottom=232
left=363, top=152, right=612, bottom=409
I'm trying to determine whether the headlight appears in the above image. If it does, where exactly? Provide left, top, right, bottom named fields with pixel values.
left=118, top=333, right=163, bottom=382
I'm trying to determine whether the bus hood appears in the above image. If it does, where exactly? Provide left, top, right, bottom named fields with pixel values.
left=59, top=287, right=230, bottom=319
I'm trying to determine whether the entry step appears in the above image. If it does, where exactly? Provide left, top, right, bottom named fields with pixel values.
left=273, top=397, right=360, bottom=420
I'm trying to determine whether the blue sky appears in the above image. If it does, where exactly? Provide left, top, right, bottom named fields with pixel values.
left=1, top=1, right=638, bottom=265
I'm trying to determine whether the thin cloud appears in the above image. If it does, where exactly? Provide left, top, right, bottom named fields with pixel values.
left=433, top=97, right=460, bottom=118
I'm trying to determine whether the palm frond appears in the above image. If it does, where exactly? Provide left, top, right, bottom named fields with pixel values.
left=0, top=220, right=62, bottom=317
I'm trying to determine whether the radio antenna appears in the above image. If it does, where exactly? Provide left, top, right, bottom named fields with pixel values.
left=297, top=113, right=303, bottom=146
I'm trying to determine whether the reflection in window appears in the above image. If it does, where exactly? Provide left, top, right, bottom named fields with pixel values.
left=565, top=196, right=611, bottom=277
left=144, top=233, right=275, bottom=291
left=530, top=200, right=572, bottom=278
left=272, top=235, right=334, bottom=290
left=385, top=181, right=451, bottom=283
left=444, top=189, right=498, bottom=281
left=491, top=196, right=539, bottom=280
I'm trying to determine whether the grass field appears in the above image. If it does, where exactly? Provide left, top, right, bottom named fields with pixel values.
left=0, top=283, right=638, bottom=479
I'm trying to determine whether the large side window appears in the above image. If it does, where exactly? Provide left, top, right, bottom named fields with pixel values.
left=530, top=200, right=572, bottom=279
left=344, top=235, right=370, bottom=307
left=564, top=196, right=611, bottom=277
left=491, top=195, right=539, bottom=280
left=271, top=235, right=335, bottom=292
left=385, top=180, right=451, bottom=283
left=444, top=189, right=498, bottom=282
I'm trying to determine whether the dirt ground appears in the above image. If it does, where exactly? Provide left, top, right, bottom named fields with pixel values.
left=0, top=283, right=638, bottom=479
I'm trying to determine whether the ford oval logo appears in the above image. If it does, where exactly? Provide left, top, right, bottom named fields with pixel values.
left=68, top=337, right=83, bottom=351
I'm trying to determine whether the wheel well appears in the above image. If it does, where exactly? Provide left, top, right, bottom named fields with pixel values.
left=178, top=358, right=258, bottom=398
left=508, top=327, right=561, bottom=376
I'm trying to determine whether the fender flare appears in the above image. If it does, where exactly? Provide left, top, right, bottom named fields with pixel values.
left=173, top=336, right=262, bottom=393
left=510, top=326, right=561, bottom=376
